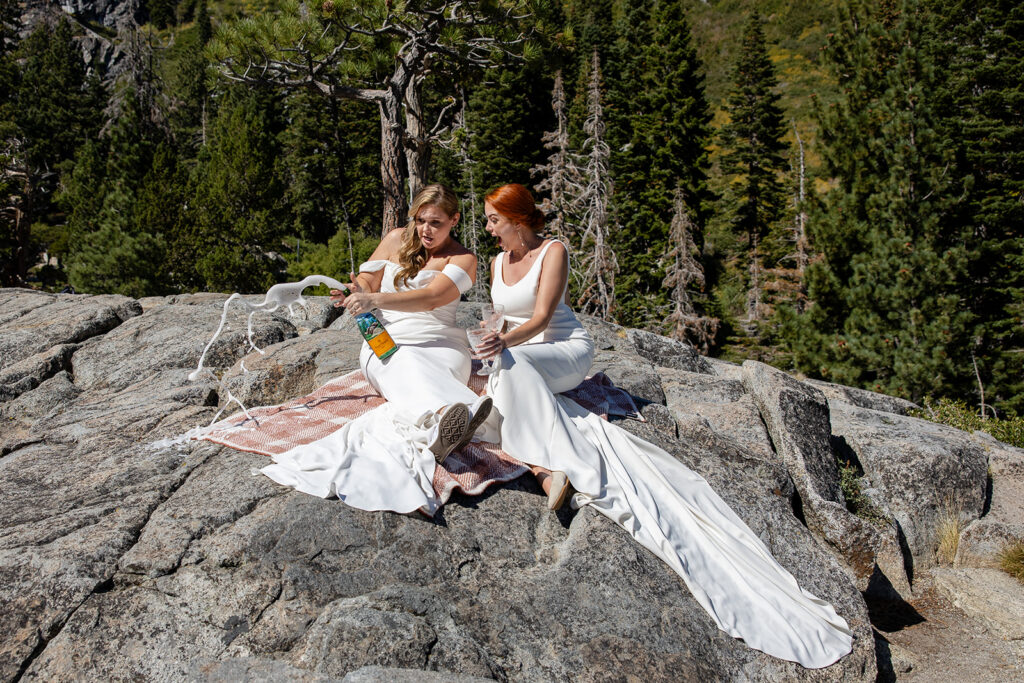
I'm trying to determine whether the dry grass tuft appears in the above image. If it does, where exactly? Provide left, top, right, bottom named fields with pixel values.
left=935, top=496, right=964, bottom=565
left=999, top=541, right=1024, bottom=584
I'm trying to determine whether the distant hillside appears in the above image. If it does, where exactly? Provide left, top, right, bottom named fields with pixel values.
left=687, top=0, right=841, bottom=176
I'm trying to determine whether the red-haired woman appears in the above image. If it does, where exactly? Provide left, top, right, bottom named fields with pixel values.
left=477, top=183, right=600, bottom=509
left=475, top=184, right=853, bottom=669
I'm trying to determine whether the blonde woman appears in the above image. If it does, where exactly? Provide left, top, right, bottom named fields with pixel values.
left=335, top=183, right=493, bottom=461
left=261, top=184, right=492, bottom=516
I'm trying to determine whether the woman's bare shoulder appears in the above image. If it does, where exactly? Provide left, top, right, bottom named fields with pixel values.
left=447, top=251, right=478, bottom=272
left=381, top=227, right=405, bottom=246
left=543, top=239, right=568, bottom=261
left=373, top=228, right=404, bottom=259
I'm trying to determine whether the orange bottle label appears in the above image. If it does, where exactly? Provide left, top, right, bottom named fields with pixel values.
left=367, top=329, right=397, bottom=359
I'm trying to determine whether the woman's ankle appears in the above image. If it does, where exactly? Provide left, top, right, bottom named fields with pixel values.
left=532, top=467, right=552, bottom=494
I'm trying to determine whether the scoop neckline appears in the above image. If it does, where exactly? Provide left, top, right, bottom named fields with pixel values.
left=500, top=240, right=551, bottom=288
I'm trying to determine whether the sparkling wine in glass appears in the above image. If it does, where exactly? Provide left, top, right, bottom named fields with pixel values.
left=480, top=304, right=505, bottom=334
left=468, top=303, right=505, bottom=375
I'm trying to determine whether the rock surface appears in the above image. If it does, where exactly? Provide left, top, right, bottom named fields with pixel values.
left=742, top=361, right=911, bottom=597
left=930, top=568, right=1024, bottom=642
left=955, top=438, right=1024, bottom=569
left=829, top=401, right=988, bottom=573
left=1, top=287, right=1021, bottom=681
left=17, top=0, right=138, bottom=83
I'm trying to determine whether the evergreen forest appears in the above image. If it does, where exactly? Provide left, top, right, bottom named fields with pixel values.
left=1, top=0, right=1021, bottom=417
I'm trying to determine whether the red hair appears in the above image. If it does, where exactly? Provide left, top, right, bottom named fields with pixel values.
left=485, top=183, right=545, bottom=233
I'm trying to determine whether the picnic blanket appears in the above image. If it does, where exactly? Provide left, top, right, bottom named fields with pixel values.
left=200, top=365, right=641, bottom=508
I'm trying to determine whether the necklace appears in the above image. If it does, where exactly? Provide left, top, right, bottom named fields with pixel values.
left=511, top=230, right=541, bottom=262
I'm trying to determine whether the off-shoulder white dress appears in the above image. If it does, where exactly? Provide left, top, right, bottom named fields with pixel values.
left=487, top=241, right=854, bottom=669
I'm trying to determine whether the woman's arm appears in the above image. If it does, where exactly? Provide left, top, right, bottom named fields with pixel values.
left=479, top=242, right=567, bottom=356
left=330, top=229, right=401, bottom=306
left=343, top=252, right=477, bottom=314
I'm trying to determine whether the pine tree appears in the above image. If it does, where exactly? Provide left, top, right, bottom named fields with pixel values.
left=0, top=0, right=17, bottom=58
left=1, top=18, right=105, bottom=286
left=612, top=0, right=713, bottom=329
left=786, top=0, right=972, bottom=402
left=772, top=119, right=812, bottom=314
left=280, top=91, right=379, bottom=245
left=663, top=188, right=718, bottom=353
left=60, top=26, right=186, bottom=295
left=168, top=9, right=213, bottom=151
left=64, top=86, right=183, bottom=296
left=572, top=50, right=617, bottom=320
left=65, top=183, right=168, bottom=297
left=456, top=0, right=565, bottom=286
left=0, top=0, right=21, bottom=283
left=603, top=0, right=656, bottom=325
left=466, top=63, right=550, bottom=195
left=532, top=70, right=573, bottom=245
left=147, top=0, right=178, bottom=29
left=565, top=0, right=616, bottom=160
left=932, top=0, right=1024, bottom=415
left=196, top=0, right=212, bottom=45
left=179, top=89, right=288, bottom=293
left=717, top=12, right=790, bottom=332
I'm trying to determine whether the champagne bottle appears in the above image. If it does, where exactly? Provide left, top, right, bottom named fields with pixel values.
left=340, top=285, right=398, bottom=361
left=355, top=311, right=397, bottom=360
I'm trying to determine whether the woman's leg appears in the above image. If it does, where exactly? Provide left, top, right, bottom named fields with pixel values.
left=487, top=338, right=602, bottom=495
left=361, top=341, right=477, bottom=427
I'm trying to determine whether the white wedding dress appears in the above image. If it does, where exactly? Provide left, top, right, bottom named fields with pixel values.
left=486, top=241, right=854, bottom=668
left=260, top=260, right=489, bottom=515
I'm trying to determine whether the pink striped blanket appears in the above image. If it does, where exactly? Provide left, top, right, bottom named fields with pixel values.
left=201, top=365, right=642, bottom=507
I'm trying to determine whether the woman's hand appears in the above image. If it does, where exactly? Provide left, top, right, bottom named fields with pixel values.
left=473, top=330, right=506, bottom=360
left=341, top=290, right=380, bottom=316
left=329, top=279, right=359, bottom=308
left=330, top=274, right=376, bottom=312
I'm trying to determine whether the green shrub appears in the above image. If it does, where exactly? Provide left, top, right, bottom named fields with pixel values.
left=910, top=398, right=1024, bottom=448
left=837, top=459, right=889, bottom=525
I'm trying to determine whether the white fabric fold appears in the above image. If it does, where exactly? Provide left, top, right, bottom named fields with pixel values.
left=261, top=402, right=441, bottom=515
left=558, top=397, right=853, bottom=668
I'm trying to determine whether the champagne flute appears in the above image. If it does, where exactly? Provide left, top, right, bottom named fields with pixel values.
left=467, top=303, right=505, bottom=375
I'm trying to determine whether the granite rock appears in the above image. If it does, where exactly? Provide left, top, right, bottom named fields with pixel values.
left=955, top=439, right=1024, bottom=568
left=805, top=379, right=918, bottom=416
left=4, top=287, right=1011, bottom=681
left=829, top=401, right=988, bottom=572
left=742, top=361, right=911, bottom=597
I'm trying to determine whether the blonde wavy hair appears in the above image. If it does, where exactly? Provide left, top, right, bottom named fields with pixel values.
left=396, top=183, right=460, bottom=284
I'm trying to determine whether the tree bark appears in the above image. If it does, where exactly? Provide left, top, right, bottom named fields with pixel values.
left=403, top=77, right=432, bottom=202
left=378, top=94, right=408, bottom=236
